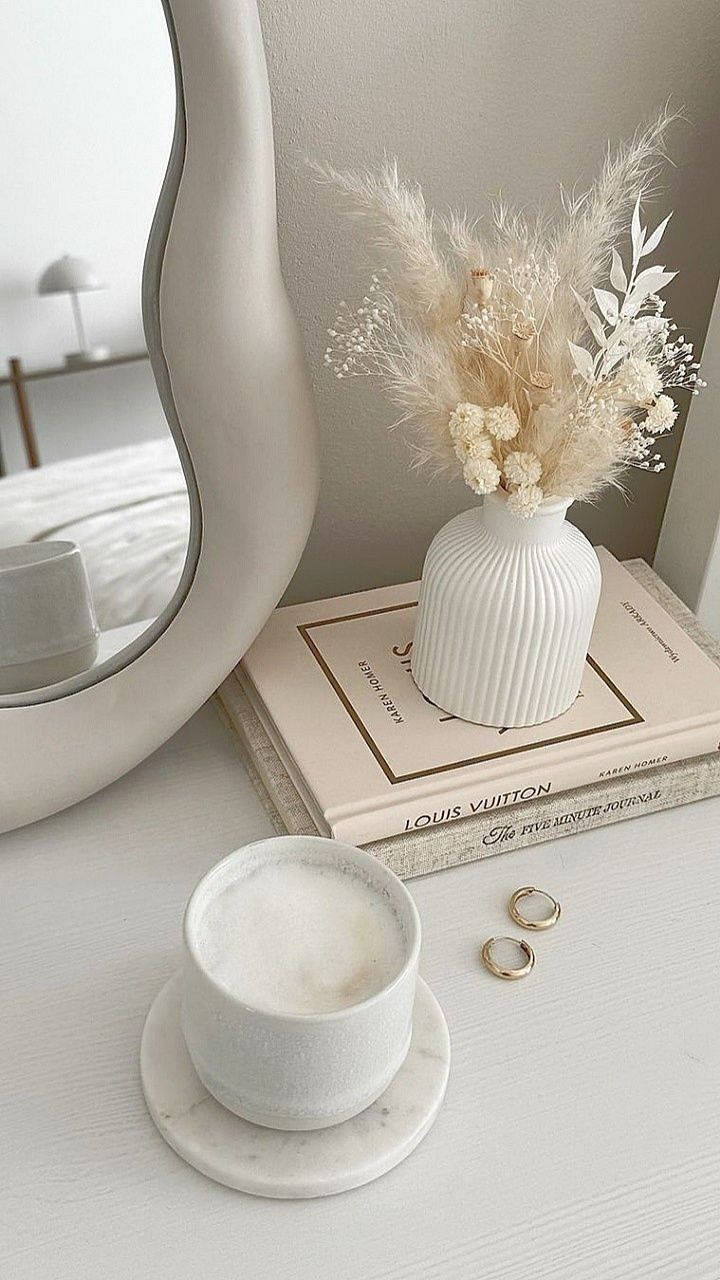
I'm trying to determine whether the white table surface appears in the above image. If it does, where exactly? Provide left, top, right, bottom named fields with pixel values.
left=2, top=702, right=719, bottom=1279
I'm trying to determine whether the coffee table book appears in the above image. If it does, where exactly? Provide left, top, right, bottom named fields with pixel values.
left=215, top=555, right=720, bottom=877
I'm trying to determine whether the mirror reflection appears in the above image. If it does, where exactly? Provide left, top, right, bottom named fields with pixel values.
left=0, top=1, right=187, bottom=700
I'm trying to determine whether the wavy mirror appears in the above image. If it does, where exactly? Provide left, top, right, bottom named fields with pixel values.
left=0, top=1, right=196, bottom=704
left=0, top=0, right=318, bottom=831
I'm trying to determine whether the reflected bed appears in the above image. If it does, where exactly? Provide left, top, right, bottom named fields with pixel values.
left=0, top=437, right=190, bottom=630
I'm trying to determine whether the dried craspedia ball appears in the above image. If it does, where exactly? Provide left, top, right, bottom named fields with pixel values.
left=611, top=356, right=663, bottom=406
left=503, top=450, right=542, bottom=487
left=462, top=456, right=501, bottom=495
left=644, top=394, right=677, bottom=436
left=507, top=483, right=544, bottom=518
left=448, top=402, right=486, bottom=441
left=453, top=430, right=494, bottom=463
left=485, top=403, right=521, bottom=441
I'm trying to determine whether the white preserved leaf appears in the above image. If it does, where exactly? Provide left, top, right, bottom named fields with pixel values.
left=571, top=286, right=606, bottom=346
left=586, top=309, right=606, bottom=347
left=568, top=340, right=594, bottom=382
left=622, top=267, right=676, bottom=316
left=647, top=269, right=676, bottom=292
left=603, top=345, right=627, bottom=374
left=610, top=248, right=628, bottom=293
left=571, top=286, right=594, bottom=324
left=640, top=211, right=672, bottom=258
left=630, top=268, right=677, bottom=304
left=631, top=194, right=645, bottom=262
left=593, top=287, right=619, bottom=324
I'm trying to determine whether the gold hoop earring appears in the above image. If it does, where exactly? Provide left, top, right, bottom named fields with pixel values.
left=481, top=936, right=535, bottom=980
left=508, top=886, right=561, bottom=931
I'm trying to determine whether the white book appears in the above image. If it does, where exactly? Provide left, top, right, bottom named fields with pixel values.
left=216, top=670, right=720, bottom=879
left=230, top=551, right=720, bottom=846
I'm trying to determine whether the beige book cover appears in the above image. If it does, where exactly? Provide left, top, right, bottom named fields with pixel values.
left=239, top=550, right=720, bottom=844
left=216, top=673, right=720, bottom=879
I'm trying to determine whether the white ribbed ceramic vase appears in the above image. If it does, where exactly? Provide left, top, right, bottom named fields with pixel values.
left=412, top=491, right=602, bottom=728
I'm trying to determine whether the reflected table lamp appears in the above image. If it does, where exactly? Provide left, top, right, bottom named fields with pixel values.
left=37, top=254, right=109, bottom=367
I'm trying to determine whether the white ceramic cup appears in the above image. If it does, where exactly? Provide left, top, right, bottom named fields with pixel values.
left=0, top=541, right=99, bottom=695
left=181, top=836, right=421, bottom=1130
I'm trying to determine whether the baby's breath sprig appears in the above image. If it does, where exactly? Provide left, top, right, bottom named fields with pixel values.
left=323, top=272, right=395, bottom=380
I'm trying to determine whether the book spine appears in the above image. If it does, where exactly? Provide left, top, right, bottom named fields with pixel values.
left=328, top=723, right=720, bottom=844
left=214, top=684, right=720, bottom=878
left=367, top=755, right=720, bottom=877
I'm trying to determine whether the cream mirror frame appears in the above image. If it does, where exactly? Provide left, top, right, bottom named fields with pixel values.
left=0, top=0, right=319, bottom=833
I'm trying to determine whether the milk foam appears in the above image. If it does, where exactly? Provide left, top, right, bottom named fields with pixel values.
left=196, top=859, right=408, bottom=1015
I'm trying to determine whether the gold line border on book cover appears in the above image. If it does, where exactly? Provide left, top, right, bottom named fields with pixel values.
left=297, top=600, right=644, bottom=785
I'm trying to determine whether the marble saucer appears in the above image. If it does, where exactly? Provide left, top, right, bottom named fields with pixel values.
left=140, top=972, right=450, bottom=1199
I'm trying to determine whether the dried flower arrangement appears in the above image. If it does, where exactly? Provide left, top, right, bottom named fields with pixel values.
left=320, top=112, right=704, bottom=518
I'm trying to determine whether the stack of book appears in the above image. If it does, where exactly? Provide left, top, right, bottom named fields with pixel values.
left=215, top=550, right=720, bottom=878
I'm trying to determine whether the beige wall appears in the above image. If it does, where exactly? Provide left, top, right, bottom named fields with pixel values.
left=258, top=0, right=720, bottom=604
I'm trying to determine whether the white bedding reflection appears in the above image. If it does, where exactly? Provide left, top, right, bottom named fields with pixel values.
left=0, top=438, right=189, bottom=631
